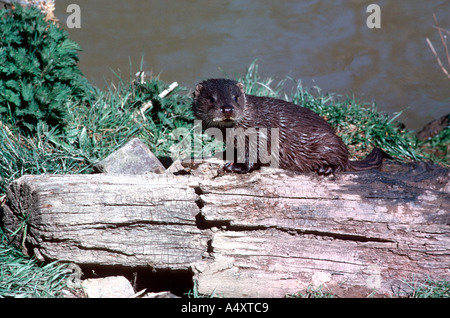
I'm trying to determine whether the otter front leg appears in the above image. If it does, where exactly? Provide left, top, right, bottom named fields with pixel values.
left=223, top=162, right=262, bottom=174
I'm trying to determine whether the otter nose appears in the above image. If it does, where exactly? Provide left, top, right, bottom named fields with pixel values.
left=221, top=104, right=234, bottom=115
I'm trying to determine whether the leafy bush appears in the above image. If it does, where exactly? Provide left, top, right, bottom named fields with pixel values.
left=0, top=5, right=92, bottom=134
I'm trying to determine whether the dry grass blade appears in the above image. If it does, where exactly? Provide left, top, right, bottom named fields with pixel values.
left=426, top=14, right=450, bottom=80
left=140, top=81, right=179, bottom=120
left=433, top=14, right=450, bottom=70
left=426, top=38, right=450, bottom=79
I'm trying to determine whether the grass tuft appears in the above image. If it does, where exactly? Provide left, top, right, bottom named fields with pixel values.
left=402, top=277, right=450, bottom=298
left=0, top=244, right=71, bottom=298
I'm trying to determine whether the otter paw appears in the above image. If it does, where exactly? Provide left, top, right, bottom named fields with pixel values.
left=316, top=165, right=335, bottom=176
left=223, top=162, right=251, bottom=174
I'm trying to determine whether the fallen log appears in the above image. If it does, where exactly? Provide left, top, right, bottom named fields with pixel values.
left=2, top=173, right=209, bottom=270
left=2, top=160, right=449, bottom=297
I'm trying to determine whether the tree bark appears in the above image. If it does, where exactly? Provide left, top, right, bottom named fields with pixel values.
left=2, top=161, right=449, bottom=297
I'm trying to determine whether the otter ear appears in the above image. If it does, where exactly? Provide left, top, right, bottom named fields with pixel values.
left=236, top=82, right=245, bottom=94
left=193, top=83, right=203, bottom=98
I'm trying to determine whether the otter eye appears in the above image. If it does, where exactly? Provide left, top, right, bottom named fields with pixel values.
left=209, top=97, right=216, bottom=103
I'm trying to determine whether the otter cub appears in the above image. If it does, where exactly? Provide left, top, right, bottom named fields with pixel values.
left=192, top=78, right=389, bottom=175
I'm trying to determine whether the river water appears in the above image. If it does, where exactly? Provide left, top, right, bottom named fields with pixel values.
left=54, top=0, right=449, bottom=131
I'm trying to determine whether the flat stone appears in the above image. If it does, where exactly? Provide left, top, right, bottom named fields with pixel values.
left=142, top=291, right=180, bottom=298
left=93, top=138, right=165, bottom=174
left=81, top=276, right=135, bottom=298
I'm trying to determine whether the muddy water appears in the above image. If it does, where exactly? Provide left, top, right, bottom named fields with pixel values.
left=54, top=0, right=449, bottom=131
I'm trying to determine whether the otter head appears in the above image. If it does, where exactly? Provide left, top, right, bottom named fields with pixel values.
left=192, top=79, right=246, bottom=129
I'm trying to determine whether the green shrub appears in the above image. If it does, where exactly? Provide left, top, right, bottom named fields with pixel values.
left=0, top=5, right=92, bottom=134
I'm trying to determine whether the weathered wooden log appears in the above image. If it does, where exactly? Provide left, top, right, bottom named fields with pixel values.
left=2, top=173, right=209, bottom=270
left=191, top=162, right=450, bottom=297
left=2, top=161, right=449, bottom=297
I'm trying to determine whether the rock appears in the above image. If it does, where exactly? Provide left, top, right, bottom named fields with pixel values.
left=142, top=291, right=180, bottom=298
left=416, top=113, right=449, bottom=140
left=167, top=157, right=225, bottom=178
left=81, top=276, right=135, bottom=298
left=93, top=138, right=165, bottom=174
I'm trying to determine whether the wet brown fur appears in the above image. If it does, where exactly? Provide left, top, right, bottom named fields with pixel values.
left=193, top=78, right=388, bottom=175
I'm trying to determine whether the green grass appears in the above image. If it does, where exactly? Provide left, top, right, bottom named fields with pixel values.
left=285, top=278, right=450, bottom=298
left=416, top=121, right=449, bottom=165
left=0, top=244, right=72, bottom=298
left=403, top=277, right=450, bottom=298
left=286, top=285, right=336, bottom=298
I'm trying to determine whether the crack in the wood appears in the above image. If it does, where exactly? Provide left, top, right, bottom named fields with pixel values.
left=201, top=191, right=343, bottom=201
left=90, top=220, right=197, bottom=229
left=234, top=225, right=394, bottom=243
left=200, top=189, right=440, bottom=202
left=29, top=236, right=136, bottom=258
left=195, top=214, right=394, bottom=244
left=74, top=244, right=134, bottom=257
left=195, top=213, right=228, bottom=230
left=294, top=229, right=395, bottom=243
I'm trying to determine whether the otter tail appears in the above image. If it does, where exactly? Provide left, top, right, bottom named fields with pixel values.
left=348, top=148, right=392, bottom=171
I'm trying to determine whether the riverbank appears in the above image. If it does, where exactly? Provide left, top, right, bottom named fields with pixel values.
left=0, top=5, right=448, bottom=298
